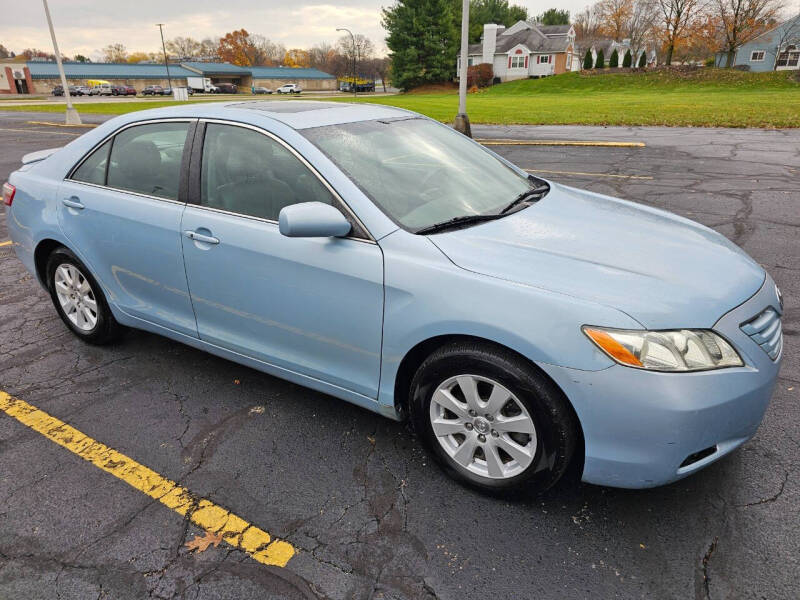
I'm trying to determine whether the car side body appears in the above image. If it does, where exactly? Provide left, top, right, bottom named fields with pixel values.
left=5, top=101, right=782, bottom=489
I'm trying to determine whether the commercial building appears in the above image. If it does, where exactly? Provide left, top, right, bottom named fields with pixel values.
left=1, top=60, right=336, bottom=94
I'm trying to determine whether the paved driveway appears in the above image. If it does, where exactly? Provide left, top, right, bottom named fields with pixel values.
left=0, top=114, right=797, bottom=599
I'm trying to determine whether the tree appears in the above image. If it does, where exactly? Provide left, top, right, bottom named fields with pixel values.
left=595, top=48, right=606, bottom=66
left=536, top=8, right=571, bottom=24
left=0, top=44, right=9, bottom=59
left=713, top=0, right=785, bottom=67
left=22, top=48, right=56, bottom=61
left=597, top=0, right=635, bottom=40
left=584, top=48, right=594, bottom=68
left=769, top=14, right=800, bottom=70
left=575, top=5, right=603, bottom=40
left=217, top=29, right=259, bottom=66
left=283, top=48, right=311, bottom=68
left=626, top=0, right=659, bottom=59
left=73, top=54, right=90, bottom=63
left=126, top=51, right=154, bottom=63
left=655, top=0, right=704, bottom=64
left=639, top=48, right=649, bottom=64
left=623, top=48, right=633, bottom=64
left=199, top=38, right=220, bottom=59
left=468, top=0, right=528, bottom=42
left=337, top=33, right=376, bottom=77
left=609, top=47, right=620, bottom=65
left=166, top=37, right=201, bottom=59
left=383, top=0, right=459, bottom=90
left=102, top=43, right=127, bottom=63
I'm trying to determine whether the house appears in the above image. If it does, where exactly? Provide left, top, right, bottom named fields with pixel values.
left=715, top=14, right=800, bottom=71
left=459, top=20, right=581, bottom=81
left=578, top=40, right=656, bottom=68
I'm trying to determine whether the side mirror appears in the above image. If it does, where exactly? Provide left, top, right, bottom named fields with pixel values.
left=278, top=202, right=352, bottom=238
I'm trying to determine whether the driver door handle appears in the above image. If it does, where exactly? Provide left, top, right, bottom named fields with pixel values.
left=184, top=230, right=220, bottom=245
left=62, top=197, right=85, bottom=210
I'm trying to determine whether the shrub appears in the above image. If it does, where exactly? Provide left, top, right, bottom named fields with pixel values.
left=609, top=49, right=619, bottom=68
left=638, top=51, right=647, bottom=67
left=595, top=49, right=605, bottom=69
left=467, top=63, right=494, bottom=88
left=622, top=49, right=632, bottom=68
left=705, top=56, right=715, bottom=67
left=583, top=49, right=593, bottom=70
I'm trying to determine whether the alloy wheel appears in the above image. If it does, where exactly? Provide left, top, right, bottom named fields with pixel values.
left=54, top=263, right=98, bottom=332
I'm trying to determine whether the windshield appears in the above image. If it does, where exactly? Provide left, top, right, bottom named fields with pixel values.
left=302, top=118, right=535, bottom=231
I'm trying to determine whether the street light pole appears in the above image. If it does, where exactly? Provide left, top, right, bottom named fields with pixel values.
left=42, top=0, right=81, bottom=125
left=336, top=28, right=357, bottom=98
left=156, top=23, right=173, bottom=96
left=453, top=0, right=471, bottom=137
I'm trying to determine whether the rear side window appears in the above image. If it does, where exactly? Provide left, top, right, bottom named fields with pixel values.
left=72, top=139, right=111, bottom=185
left=106, top=122, right=189, bottom=200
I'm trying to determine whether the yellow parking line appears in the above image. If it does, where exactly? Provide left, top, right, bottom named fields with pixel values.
left=479, top=139, right=645, bottom=147
left=27, top=120, right=97, bottom=129
left=0, top=240, right=12, bottom=247
left=0, top=127, right=81, bottom=136
left=525, top=168, right=653, bottom=180
left=0, top=391, right=295, bottom=567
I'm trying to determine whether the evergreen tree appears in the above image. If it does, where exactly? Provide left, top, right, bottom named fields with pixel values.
left=383, top=0, right=459, bottom=90
left=609, top=49, right=619, bottom=68
left=468, top=0, right=528, bottom=43
left=583, top=49, right=593, bottom=70
left=535, top=8, right=570, bottom=25
left=622, top=49, right=632, bottom=67
left=594, top=49, right=604, bottom=69
left=638, top=51, right=647, bottom=67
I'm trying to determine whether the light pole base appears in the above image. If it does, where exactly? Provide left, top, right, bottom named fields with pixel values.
left=453, top=113, right=471, bottom=137
left=65, top=107, right=82, bottom=125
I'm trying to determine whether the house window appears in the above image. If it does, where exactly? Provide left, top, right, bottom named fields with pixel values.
left=750, top=50, right=765, bottom=62
left=538, top=55, right=550, bottom=64
left=468, top=57, right=474, bottom=66
left=510, top=55, right=526, bottom=68
left=777, top=45, right=799, bottom=67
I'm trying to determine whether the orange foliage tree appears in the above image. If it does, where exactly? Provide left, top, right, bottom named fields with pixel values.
left=217, top=29, right=257, bottom=66
left=283, top=48, right=311, bottom=68
left=713, top=0, right=784, bottom=67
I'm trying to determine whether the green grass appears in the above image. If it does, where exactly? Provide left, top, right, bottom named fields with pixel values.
left=5, top=69, right=799, bottom=127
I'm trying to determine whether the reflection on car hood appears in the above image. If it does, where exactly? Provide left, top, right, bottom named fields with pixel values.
left=430, top=183, right=765, bottom=329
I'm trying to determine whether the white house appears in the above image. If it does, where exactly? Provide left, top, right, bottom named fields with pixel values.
left=459, top=20, right=582, bottom=82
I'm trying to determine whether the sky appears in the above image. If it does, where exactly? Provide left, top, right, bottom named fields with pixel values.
left=3, top=0, right=592, bottom=60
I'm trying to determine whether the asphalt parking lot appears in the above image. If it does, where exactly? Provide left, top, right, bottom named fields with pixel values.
left=0, top=112, right=798, bottom=600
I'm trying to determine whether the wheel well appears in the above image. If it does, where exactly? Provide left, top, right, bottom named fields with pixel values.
left=34, top=239, right=65, bottom=288
left=393, top=334, right=585, bottom=477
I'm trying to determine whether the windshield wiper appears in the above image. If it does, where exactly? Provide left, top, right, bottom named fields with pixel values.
left=415, top=213, right=504, bottom=235
left=500, top=182, right=550, bottom=214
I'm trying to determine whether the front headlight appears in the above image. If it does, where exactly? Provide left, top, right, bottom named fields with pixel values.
left=583, top=326, right=743, bottom=372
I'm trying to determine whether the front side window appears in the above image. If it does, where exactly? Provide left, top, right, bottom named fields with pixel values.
left=106, top=122, right=189, bottom=200
left=511, top=55, right=526, bottom=68
left=200, top=123, right=333, bottom=221
left=72, top=139, right=111, bottom=186
left=302, top=118, right=535, bottom=231
left=750, top=50, right=765, bottom=61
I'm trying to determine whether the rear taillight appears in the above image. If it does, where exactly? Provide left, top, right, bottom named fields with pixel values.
left=2, top=182, right=15, bottom=206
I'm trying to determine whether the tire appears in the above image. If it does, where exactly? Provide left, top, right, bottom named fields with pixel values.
left=46, top=247, right=123, bottom=345
left=409, top=341, right=577, bottom=493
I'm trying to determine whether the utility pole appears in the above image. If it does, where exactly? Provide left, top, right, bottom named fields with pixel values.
left=453, top=0, right=471, bottom=136
left=337, top=28, right=357, bottom=97
left=42, top=0, right=81, bottom=125
left=156, top=24, right=173, bottom=96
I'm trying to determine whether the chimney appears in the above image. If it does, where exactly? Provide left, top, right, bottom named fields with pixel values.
left=483, top=23, right=500, bottom=65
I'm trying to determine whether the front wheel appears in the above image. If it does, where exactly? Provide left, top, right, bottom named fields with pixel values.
left=410, top=342, right=578, bottom=492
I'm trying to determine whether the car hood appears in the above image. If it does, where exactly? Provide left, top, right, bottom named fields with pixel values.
left=430, top=183, right=765, bottom=329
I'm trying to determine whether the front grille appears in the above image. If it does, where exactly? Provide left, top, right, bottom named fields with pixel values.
left=740, top=307, right=782, bottom=361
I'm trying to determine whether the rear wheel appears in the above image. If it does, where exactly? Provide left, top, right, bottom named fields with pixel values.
left=46, top=247, right=123, bottom=345
left=410, top=341, right=577, bottom=492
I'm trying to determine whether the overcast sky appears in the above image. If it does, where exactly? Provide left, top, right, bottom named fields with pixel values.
left=5, top=1, right=591, bottom=60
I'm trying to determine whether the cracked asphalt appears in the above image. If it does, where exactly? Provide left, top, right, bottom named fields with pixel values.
left=0, top=113, right=798, bottom=599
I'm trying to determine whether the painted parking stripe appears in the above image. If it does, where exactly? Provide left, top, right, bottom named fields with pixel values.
left=0, top=240, right=12, bottom=247
left=27, top=120, right=97, bottom=129
left=525, top=168, right=654, bottom=180
left=479, top=139, right=645, bottom=147
left=0, top=391, right=295, bottom=567
left=0, top=127, right=82, bottom=136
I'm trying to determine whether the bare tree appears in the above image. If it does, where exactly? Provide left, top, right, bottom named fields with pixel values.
left=574, top=5, right=604, bottom=40
left=714, top=0, right=785, bottom=66
left=198, top=38, right=220, bottom=59
left=101, top=43, right=127, bottom=63
left=336, top=34, right=375, bottom=78
left=768, top=13, right=800, bottom=69
left=628, top=0, right=660, bottom=56
left=655, top=0, right=706, bottom=64
left=166, top=36, right=201, bottom=59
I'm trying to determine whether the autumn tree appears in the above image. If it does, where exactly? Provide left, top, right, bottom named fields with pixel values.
left=597, top=0, right=635, bottom=40
left=283, top=48, right=311, bottom=68
left=102, top=43, right=127, bottom=62
left=126, top=51, right=155, bottom=63
left=536, top=8, right=571, bottom=24
left=655, top=0, right=705, bottom=64
left=217, top=29, right=258, bottom=66
left=713, top=0, right=785, bottom=66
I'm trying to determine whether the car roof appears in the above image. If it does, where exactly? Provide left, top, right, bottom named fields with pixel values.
left=124, top=100, right=417, bottom=130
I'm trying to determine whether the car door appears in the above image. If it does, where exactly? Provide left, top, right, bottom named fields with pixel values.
left=180, top=121, right=384, bottom=398
left=58, top=119, right=198, bottom=336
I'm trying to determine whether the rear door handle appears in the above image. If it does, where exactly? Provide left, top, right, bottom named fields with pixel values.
left=183, top=230, right=220, bottom=245
left=62, top=197, right=84, bottom=210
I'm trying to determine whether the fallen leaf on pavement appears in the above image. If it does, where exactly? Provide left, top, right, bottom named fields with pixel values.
left=185, top=530, right=223, bottom=553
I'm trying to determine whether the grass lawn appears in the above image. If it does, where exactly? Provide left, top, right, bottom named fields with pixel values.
left=4, top=69, right=799, bottom=128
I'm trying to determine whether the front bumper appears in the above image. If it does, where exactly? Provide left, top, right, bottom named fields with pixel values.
left=541, top=275, right=782, bottom=489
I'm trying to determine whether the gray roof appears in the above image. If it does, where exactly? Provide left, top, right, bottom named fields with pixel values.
left=468, top=21, right=573, bottom=56
left=536, top=25, right=572, bottom=35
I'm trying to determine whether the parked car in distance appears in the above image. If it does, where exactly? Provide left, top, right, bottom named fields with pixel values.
left=75, top=86, right=92, bottom=96
left=253, top=86, right=273, bottom=94
left=88, top=83, right=113, bottom=96
left=142, top=85, right=165, bottom=96
left=4, top=101, right=783, bottom=494
left=111, top=85, right=137, bottom=96
left=215, top=83, right=238, bottom=94
left=52, top=85, right=82, bottom=97
left=276, top=83, right=301, bottom=94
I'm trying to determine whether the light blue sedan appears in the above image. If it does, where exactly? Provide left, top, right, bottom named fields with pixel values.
left=4, top=101, right=783, bottom=491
